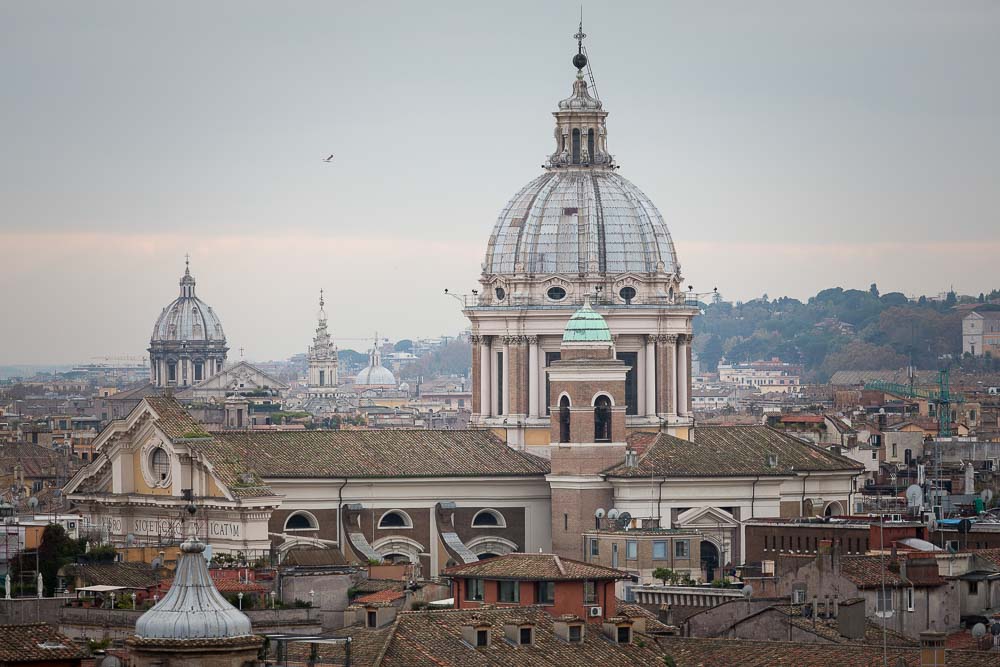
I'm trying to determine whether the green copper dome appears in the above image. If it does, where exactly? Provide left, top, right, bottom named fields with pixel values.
left=562, top=298, right=612, bottom=343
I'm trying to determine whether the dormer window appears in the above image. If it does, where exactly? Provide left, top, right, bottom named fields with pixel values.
left=519, top=627, right=533, bottom=644
left=476, top=629, right=489, bottom=647
left=616, top=625, right=631, bottom=643
left=568, top=624, right=583, bottom=642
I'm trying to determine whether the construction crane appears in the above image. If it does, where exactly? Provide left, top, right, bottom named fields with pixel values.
left=864, top=369, right=963, bottom=438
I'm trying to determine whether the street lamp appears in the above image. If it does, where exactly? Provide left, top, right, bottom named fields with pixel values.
left=131, top=592, right=137, bottom=609
left=270, top=590, right=276, bottom=609
left=110, top=592, right=116, bottom=609
left=309, top=589, right=315, bottom=608
left=237, top=592, right=243, bottom=610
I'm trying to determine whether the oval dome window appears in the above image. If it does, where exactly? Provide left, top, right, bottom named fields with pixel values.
left=619, top=286, right=637, bottom=303
left=547, top=286, right=567, bottom=301
left=495, top=287, right=506, bottom=301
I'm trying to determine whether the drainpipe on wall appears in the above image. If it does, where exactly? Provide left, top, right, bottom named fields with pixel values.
left=336, top=478, right=348, bottom=549
left=801, top=471, right=811, bottom=517
left=657, top=479, right=665, bottom=524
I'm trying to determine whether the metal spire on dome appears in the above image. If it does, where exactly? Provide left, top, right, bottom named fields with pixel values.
left=573, top=11, right=587, bottom=72
left=317, top=288, right=327, bottom=322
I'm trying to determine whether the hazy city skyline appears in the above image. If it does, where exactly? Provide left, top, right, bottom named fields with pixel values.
left=3, top=1, right=999, bottom=364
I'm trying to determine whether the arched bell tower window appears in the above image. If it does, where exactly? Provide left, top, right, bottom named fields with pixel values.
left=572, top=129, right=581, bottom=164
left=587, top=129, right=594, bottom=162
left=594, top=395, right=612, bottom=442
left=559, top=396, right=571, bottom=443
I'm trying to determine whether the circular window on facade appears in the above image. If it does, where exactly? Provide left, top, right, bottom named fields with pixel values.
left=619, top=286, right=637, bottom=303
left=495, top=287, right=506, bottom=301
left=149, top=447, right=170, bottom=483
left=547, top=286, right=567, bottom=301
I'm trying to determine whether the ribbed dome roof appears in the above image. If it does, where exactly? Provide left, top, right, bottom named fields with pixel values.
left=355, top=365, right=396, bottom=387
left=355, top=338, right=396, bottom=387
left=484, top=168, right=677, bottom=277
left=151, top=264, right=225, bottom=343
left=134, top=537, right=251, bottom=640
left=562, top=298, right=612, bottom=343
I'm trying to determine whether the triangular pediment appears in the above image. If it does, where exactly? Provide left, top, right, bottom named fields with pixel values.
left=187, top=360, right=289, bottom=392
left=676, top=506, right=739, bottom=527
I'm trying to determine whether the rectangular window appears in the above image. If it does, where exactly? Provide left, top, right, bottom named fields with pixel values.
left=519, top=627, right=533, bottom=645
left=872, top=451, right=877, bottom=460
left=564, top=513, right=568, bottom=531
left=969, top=581, right=979, bottom=595
left=568, top=625, right=582, bottom=642
left=590, top=539, right=599, bottom=557
left=584, top=580, right=597, bottom=604
left=626, top=540, right=638, bottom=560
left=675, top=540, right=690, bottom=558
left=498, top=580, right=520, bottom=603
left=476, top=629, right=489, bottom=647
left=616, top=626, right=631, bottom=644
left=781, top=536, right=785, bottom=551
left=545, top=351, right=560, bottom=415
left=876, top=588, right=893, bottom=614
left=792, top=588, right=806, bottom=604
left=891, top=443, right=897, bottom=457
left=318, top=369, right=325, bottom=386
left=617, top=351, right=639, bottom=416
left=906, top=587, right=914, bottom=611
left=537, top=581, right=555, bottom=605
left=195, top=362, right=203, bottom=381
left=168, top=363, right=177, bottom=382
left=367, top=611, right=377, bottom=627
left=465, top=578, right=485, bottom=602
left=652, top=541, right=667, bottom=560
left=496, top=351, right=504, bottom=415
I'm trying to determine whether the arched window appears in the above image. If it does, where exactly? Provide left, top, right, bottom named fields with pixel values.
left=572, top=128, right=581, bottom=164
left=587, top=129, right=594, bottom=162
left=150, top=448, right=170, bottom=482
left=472, top=509, right=506, bottom=528
left=284, top=511, right=318, bottom=531
left=594, top=395, right=612, bottom=442
left=378, top=510, right=413, bottom=529
left=559, top=396, right=571, bottom=443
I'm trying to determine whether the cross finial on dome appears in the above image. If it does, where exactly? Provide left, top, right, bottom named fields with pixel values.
left=184, top=253, right=191, bottom=275
left=573, top=10, right=588, bottom=71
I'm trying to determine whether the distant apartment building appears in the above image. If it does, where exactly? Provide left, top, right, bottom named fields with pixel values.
left=718, top=358, right=802, bottom=394
left=963, top=309, right=1000, bottom=357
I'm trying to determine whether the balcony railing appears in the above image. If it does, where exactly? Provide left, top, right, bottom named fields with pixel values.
left=458, top=293, right=701, bottom=309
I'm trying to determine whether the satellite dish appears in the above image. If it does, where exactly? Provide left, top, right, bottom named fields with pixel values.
left=125, top=533, right=136, bottom=546
left=27, top=497, right=38, bottom=509
left=150, top=556, right=163, bottom=569
left=905, top=485, right=923, bottom=508
left=594, top=508, right=606, bottom=519
left=741, top=585, right=753, bottom=599
left=618, top=511, right=633, bottom=527
left=607, top=509, right=620, bottom=520
left=971, top=623, right=987, bottom=638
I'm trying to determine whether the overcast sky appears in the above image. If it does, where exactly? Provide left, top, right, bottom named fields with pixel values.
left=2, top=1, right=999, bottom=364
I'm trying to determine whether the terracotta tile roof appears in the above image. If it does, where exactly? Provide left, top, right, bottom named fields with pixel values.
left=763, top=605, right=916, bottom=646
left=354, top=579, right=410, bottom=594
left=281, top=547, right=349, bottom=567
left=144, top=395, right=211, bottom=440
left=972, top=547, right=1000, bottom=568
left=204, top=422, right=549, bottom=479
left=609, top=426, right=862, bottom=478
left=615, top=601, right=674, bottom=633
left=0, top=623, right=86, bottom=661
left=443, top=553, right=629, bottom=581
left=355, top=589, right=406, bottom=604
left=380, top=606, right=669, bottom=666
left=0, top=441, right=79, bottom=479
left=653, top=636, right=1000, bottom=667
left=62, top=561, right=160, bottom=590
left=286, top=625, right=394, bottom=666
left=778, top=415, right=825, bottom=424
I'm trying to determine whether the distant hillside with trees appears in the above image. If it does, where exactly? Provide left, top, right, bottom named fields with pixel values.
left=694, top=285, right=1000, bottom=381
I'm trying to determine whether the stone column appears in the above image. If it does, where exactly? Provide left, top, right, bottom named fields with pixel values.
left=677, top=335, right=689, bottom=417
left=471, top=335, right=483, bottom=416
left=502, top=338, right=511, bottom=416
left=479, top=336, right=492, bottom=418
left=528, top=336, right=539, bottom=419
left=644, top=335, right=657, bottom=419
left=666, top=335, right=678, bottom=416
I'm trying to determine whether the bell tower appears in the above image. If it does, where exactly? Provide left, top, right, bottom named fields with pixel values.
left=307, top=289, right=338, bottom=397
left=546, top=297, right=627, bottom=559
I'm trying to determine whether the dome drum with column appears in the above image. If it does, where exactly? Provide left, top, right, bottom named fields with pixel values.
left=465, top=32, right=697, bottom=451
left=149, top=260, right=228, bottom=388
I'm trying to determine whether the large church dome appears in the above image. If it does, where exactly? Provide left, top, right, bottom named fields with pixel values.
left=151, top=263, right=226, bottom=343
left=485, top=169, right=677, bottom=276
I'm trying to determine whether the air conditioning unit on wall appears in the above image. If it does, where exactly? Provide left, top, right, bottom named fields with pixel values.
left=588, top=606, right=603, bottom=617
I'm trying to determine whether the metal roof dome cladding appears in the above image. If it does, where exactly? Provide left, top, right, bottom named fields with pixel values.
left=151, top=263, right=225, bottom=343
left=562, top=297, right=612, bottom=343
left=485, top=170, right=678, bottom=277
